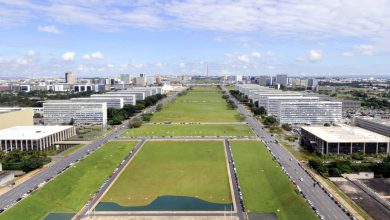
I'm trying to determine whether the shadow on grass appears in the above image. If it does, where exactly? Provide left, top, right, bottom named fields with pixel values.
left=96, top=195, right=233, bottom=211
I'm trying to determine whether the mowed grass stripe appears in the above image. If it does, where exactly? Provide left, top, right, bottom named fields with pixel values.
left=0, top=141, right=138, bottom=220
left=102, top=141, right=232, bottom=206
left=230, top=141, right=316, bottom=220
left=151, top=86, right=241, bottom=122
left=121, top=124, right=254, bottom=137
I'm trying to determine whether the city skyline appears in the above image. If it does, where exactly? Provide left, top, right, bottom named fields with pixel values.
left=1, top=1, right=390, bottom=77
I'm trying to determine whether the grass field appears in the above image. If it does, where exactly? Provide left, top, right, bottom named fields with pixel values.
left=102, top=141, right=232, bottom=206
left=230, top=141, right=317, bottom=220
left=151, top=86, right=241, bottom=122
left=0, top=141, right=138, bottom=220
left=121, top=124, right=253, bottom=137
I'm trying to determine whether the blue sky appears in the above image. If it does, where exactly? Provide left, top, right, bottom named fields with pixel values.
left=1, top=0, right=390, bottom=78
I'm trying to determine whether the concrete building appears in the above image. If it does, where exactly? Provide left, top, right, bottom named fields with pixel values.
left=276, top=74, right=288, bottom=86
left=74, top=84, right=92, bottom=92
left=43, top=102, right=107, bottom=127
left=278, top=101, right=342, bottom=125
left=120, top=74, right=131, bottom=85
left=20, top=85, right=31, bottom=92
left=107, top=91, right=145, bottom=101
left=258, top=75, right=269, bottom=86
left=91, top=94, right=136, bottom=106
left=65, top=71, right=76, bottom=84
left=0, top=108, right=33, bottom=130
left=353, top=117, right=390, bottom=137
left=255, top=93, right=303, bottom=108
left=266, top=96, right=319, bottom=117
left=70, top=97, right=124, bottom=109
left=133, top=74, right=147, bottom=86
left=0, top=126, right=76, bottom=152
left=301, top=126, right=390, bottom=154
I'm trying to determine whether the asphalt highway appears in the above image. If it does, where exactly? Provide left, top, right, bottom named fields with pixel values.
left=0, top=91, right=180, bottom=212
left=226, top=87, right=351, bottom=220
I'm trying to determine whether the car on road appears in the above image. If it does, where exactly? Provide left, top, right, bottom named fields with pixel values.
left=300, top=177, right=304, bottom=182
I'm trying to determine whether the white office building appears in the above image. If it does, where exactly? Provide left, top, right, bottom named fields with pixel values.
left=91, top=94, right=136, bottom=106
left=278, top=101, right=342, bottom=125
left=256, top=93, right=303, bottom=108
left=266, top=96, right=319, bottom=117
left=0, top=126, right=76, bottom=152
left=43, top=102, right=107, bottom=127
left=107, top=91, right=145, bottom=101
left=70, top=97, right=124, bottom=109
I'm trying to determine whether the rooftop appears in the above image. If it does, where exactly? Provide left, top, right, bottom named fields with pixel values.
left=0, top=126, right=73, bottom=140
left=356, top=116, right=390, bottom=126
left=301, top=125, right=390, bottom=143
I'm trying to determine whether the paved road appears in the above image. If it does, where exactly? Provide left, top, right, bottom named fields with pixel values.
left=225, top=139, right=244, bottom=220
left=0, top=91, right=180, bottom=212
left=225, top=87, right=351, bottom=220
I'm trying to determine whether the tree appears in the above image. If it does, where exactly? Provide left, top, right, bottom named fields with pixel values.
left=309, top=159, right=328, bottom=174
left=328, top=167, right=342, bottom=177
left=252, top=106, right=266, bottom=115
left=263, top=116, right=277, bottom=126
left=282, top=123, right=292, bottom=131
left=128, top=119, right=143, bottom=128
left=373, top=155, right=390, bottom=177
left=69, top=118, right=75, bottom=125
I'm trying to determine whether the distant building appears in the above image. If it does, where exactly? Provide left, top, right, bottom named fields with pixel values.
left=70, top=97, right=124, bottom=109
left=0, top=108, right=33, bottom=130
left=20, top=84, right=31, bottom=92
left=133, top=74, right=147, bottom=86
left=278, top=101, right=342, bottom=125
left=43, top=102, right=107, bottom=127
left=0, top=126, right=76, bottom=153
left=276, top=74, right=288, bottom=86
left=120, top=74, right=131, bottom=85
left=353, top=116, right=390, bottom=137
left=65, top=71, right=76, bottom=84
left=91, top=94, right=136, bottom=105
left=258, top=75, right=269, bottom=86
left=155, top=75, right=162, bottom=84
left=74, top=84, right=92, bottom=92
left=301, top=126, right=390, bottom=155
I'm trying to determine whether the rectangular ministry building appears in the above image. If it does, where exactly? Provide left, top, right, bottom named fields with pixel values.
left=70, top=97, right=124, bottom=109
left=43, top=102, right=107, bottom=127
left=91, top=94, right=136, bottom=106
left=301, top=126, right=390, bottom=155
left=278, top=101, right=342, bottom=125
left=0, top=126, right=76, bottom=152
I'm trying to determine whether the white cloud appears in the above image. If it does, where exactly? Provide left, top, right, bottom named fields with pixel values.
left=27, top=50, right=36, bottom=56
left=251, top=52, right=261, bottom=58
left=353, top=44, right=375, bottom=56
left=107, top=64, right=114, bottom=68
left=179, top=62, right=186, bottom=68
left=266, top=65, right=274, bottom=70
left=238, top=55, right=249, bottom=62
left=308, top=49, right=322, bottom=62
left=37, top=25, right=61, bottom=34
left=129, top=60, right=144, bottom=68
left=342, top=52, right=353, bottom=57
left=62, top=52, right=75, bottom=61
left=82, top=52, right=104, bottom=60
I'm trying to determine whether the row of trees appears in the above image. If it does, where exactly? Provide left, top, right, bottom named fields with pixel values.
left=0, top=150, right=51, bottom=173
left=309, top=155, right=390, bottom=178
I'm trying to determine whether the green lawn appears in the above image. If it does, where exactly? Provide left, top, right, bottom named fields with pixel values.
left=121, top=124, right=253, bottom=137
left=151, top=86, right=241, bottom=122
left=102, top=141, right=231, bottom=206
left=0, top=141, right=138, bottom=220
left=230, top=141, right=317, bottom=220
